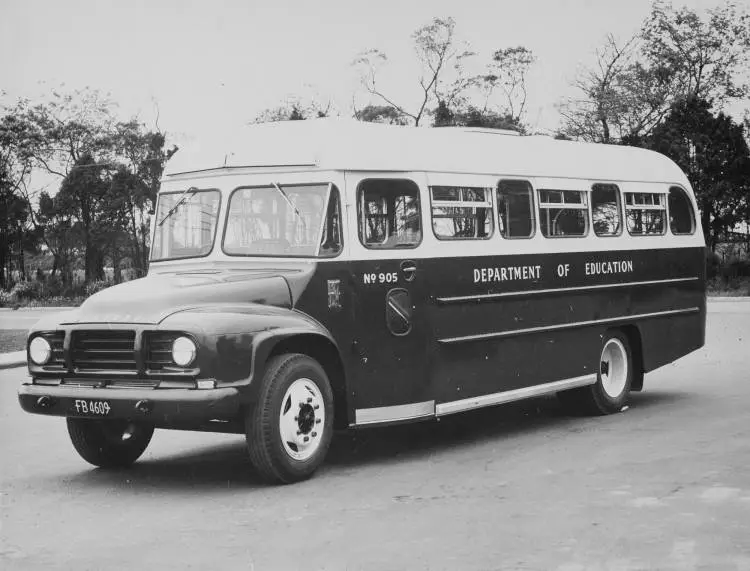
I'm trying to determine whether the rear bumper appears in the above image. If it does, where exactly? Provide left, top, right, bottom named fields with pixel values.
left=18, top=383, right=241, bottom=428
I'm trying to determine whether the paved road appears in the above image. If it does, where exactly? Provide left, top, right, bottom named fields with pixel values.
left=0, top=309, right=73, bottom=331
left=2, top=302, right=749, bottom=570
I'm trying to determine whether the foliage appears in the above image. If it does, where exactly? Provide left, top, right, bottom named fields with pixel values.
left=84, top=279, right=111, bottom=297
left=559, top=2, right=750, bottom=143
left=353, top=17, right=535, bottom=131
left=0, top=88, right=176, bottom=289
left=252, top=99, right=333, bottom=123
left=644, top=97, right=750, bottom=250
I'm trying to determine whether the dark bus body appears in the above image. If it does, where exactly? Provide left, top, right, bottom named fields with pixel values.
left=18, top=120, right=706, bottom=483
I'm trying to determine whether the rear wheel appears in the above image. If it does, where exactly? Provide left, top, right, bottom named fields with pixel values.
left=245, top=353, right=334, bottom=484
left=67, top=419, right=154, bottom=468
left=558, top=330, right=633, bottom=415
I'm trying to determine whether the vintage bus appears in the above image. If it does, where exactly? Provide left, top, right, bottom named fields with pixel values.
left=18, top=119, right=706, bottom=484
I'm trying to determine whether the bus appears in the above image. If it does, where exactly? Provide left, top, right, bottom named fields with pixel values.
left=18, top=119, right=706, bottom=484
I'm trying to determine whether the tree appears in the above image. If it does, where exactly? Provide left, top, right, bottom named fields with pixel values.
left=0, top=105, right=38, bottom=287
left=479, top=47, right=536, bottom=125
left=559, top=2, right=750, bottom=143
left=252, top=99, right=333, bottom=123
left=645, top=97, right=750, bottom=250
left=354, top=17, right=473, bottom=126
left=5, top=89, right=176, bottom=286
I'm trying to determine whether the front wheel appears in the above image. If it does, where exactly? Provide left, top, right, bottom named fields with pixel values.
left=559, top=331, right=633, bottom=415
left=245, top=354, right=334, bottom=484
left=67, top=418, right=154, bottom=468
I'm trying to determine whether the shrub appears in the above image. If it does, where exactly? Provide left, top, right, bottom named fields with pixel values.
left=10, top=281, right=41, bottom=300
left=84, top=280, right=112, bottom=297
left=0, top=289, right=16, bottom=307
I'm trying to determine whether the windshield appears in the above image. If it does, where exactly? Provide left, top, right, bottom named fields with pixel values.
left=151, top=189, right=221, bottom=261
left=223, top=183, right=339, bottom=257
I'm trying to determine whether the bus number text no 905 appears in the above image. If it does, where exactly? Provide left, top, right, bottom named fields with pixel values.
left=363, top=272, right=398, bottom=285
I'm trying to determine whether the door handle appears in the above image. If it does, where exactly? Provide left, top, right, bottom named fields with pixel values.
left=400, top=260, right=417, bottom=282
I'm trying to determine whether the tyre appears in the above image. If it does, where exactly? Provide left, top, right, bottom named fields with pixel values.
left=558, top=330, right=633, bottom=415
left=67, top=418, right=154, bottom=468
left=245, top=353, right=334, bottom=484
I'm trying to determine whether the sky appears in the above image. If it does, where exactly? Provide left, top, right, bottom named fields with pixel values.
left=1, top=0, right=746, bottom=151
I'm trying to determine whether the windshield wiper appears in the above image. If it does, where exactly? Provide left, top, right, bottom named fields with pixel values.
left=271, top=182, right=307, bottom=234
left=158, top=186, right=199, bottom=227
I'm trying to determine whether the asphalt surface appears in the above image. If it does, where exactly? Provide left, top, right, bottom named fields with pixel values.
left=1, top=302, right=749, bottom=570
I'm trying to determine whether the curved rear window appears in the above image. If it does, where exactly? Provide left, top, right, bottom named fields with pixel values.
left=668, top=186, right=696, bottom=235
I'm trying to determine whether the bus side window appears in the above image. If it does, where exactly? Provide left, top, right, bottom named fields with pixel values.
left=357, top=179, right=422, bottom=249
left=430, top=186, right=493, bottom=240
left=668, top=186, right=696, bottom=235
left=625, top=192, right=666, bottom=235
left=538, top=189, right=589, bottom=238
left=497, top=179, right=535, bottom=239
left=591, top=183, right=622, bottom=237
left=319, top=185, right=343, bottom=257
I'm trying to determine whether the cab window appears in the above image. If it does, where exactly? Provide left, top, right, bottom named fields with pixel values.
left=591, top=183, right=622, bottom=237
left=223, top=183, right=340, bottom=257
left=358, top=179, right=422, bottom=249
left=430, top=186, right=493, bottom=240
left=668, top=186, right=695, bottom=235
left=497, top=179, right=535, bottom=239
left=625, top=192, right=666, bottom=235
left=538, top=189, right=588, bottom=237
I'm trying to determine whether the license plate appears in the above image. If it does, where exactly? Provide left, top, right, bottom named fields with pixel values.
left=73, top=399, right=111, bottom=416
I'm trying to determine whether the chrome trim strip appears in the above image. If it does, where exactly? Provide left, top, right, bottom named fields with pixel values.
left=355, top=400, right=435, bottom=425
left=436, top=277, right=700, bottom=304
left=436, top=374, right=597, bottom=417
left=438, top=307, right=700, bottom=344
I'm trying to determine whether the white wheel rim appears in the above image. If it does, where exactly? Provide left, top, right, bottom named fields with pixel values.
left=279, top=378, right=325, bottom=461
left=600, top=338, right=628, bottom=398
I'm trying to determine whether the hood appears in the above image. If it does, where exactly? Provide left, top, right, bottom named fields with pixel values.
left=61, top=268, right=301, bottom=325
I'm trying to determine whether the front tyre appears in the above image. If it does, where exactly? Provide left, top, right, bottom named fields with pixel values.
left=246, top=354, right=334, bottom=484
left=66, top=419, right=154, bottom=468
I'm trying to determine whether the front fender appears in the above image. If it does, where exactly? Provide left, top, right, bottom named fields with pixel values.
left=160, top=304, right=338, bottom=397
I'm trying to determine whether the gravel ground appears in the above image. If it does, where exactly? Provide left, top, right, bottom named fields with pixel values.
left=0, top=330, right=27, bottom=353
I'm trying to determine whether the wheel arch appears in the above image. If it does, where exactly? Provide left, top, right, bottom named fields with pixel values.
left=257, top=333, right=349, bottom=429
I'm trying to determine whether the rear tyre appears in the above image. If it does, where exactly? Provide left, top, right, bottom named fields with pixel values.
left=67, top=419, right=154, bottom=468
left=245, top=353, right=334, bottom=484
left=558, top=330, right=633, bottom=415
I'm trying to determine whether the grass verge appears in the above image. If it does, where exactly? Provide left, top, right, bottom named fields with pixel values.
left=0, top=330, right=28, bottom=353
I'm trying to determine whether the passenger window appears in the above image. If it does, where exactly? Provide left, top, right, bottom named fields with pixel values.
left=430, top=186, right=493, bottom=240
left=319, top=185, right=343, bottom=256
left=591, top=183, right=622, bottom=237
left=668, top=186, right=695, bottom=235
left=497, top=179, right=535, bottom=238
left=538, top=189, right=588, bottom=237
left=358, top=179, right=422, bottom=249
left=625, top=192, right=666, bottom=235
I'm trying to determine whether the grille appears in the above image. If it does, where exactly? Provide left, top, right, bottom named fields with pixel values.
left=38, top=331, right=65, bottom=370
left=72, top=330, right=136, bottom=371
left=146, top=332, right=179, bottom=370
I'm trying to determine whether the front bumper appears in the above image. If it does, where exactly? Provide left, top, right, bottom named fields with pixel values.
left=18, top=383, right=241, bottom=428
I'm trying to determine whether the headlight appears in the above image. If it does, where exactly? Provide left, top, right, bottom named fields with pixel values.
left=29, top=336, right=52, bottom=365
left=172, top=336, right=197, bottom=367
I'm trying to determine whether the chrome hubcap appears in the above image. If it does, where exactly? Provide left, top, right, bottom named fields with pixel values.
left=600, top=338, right=628, bottom=398
left=279, top=378, right=325, bottom=461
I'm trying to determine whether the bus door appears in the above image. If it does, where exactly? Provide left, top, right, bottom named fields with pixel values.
left=344, top=174, right=433, bottom=425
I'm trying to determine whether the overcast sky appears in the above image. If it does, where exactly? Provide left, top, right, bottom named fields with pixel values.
left=1, top=0, right=742, bottom=148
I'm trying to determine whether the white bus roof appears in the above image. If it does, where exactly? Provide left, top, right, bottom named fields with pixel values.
left=164, top=118, right=688, bottom=185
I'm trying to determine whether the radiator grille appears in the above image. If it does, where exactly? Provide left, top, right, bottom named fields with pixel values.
left=146, top=332, right=180, bottom=370
left=37, top=331, right=65, bottom=370
left=72, top=330, right=136, bottom=371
